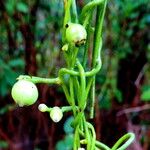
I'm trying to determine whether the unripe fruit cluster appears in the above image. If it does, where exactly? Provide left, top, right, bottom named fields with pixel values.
left=38, top=104, right=63, bottom=123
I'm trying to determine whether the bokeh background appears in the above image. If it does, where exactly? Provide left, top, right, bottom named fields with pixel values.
left=0, top=0, right=150, bottom=150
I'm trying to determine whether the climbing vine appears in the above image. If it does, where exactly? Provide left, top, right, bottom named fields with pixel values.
left=11, top=0, right=135, bottom=149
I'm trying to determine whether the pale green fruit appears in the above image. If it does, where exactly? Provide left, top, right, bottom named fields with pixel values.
left=65, top=23, right=87, bottom=47
left=50, top=106, right=63, bottom=123
left=11, top=80, right=38, bottom=106
left=38, top=104, right=49, bottom=112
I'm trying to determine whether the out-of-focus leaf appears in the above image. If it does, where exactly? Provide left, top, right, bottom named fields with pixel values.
left=99, top=90, right=111, bottom=109
left=55, top=134, right=73, bottom=150
left=141, top=86, right=150, bottom=101
left=16, top=2, right=29, bottom=13
left=0, top=78, right=8, bottom=97
left=8, top=59, right=25, bottom=68
left=4, top=68, right=18, bottom=86
left=5, top=0, right=15, bottom=15
left=34, top=148, right=42, bottom=150
left=0, top=141, right=8, bottom=149
left=55, top=140, right=66, bottom=150
left=63, top=116, right=74, bottom=134
left=0, top=104, right=15, bottom=115
left=114, top=89, right=123, bottom=103
left=64, top=134, right=74, bottom=149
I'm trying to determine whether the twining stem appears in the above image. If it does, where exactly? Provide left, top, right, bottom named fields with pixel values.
left=61, top=106, right=79, bottom=112
left=80, top=0, right=105, bottom=21
left=17, top=60, right=101, bottom=84
left=74, top=125, right=80, bottom=150
left=82, top=0, right=105, bottom=68
left=90, top=0, right=107, bottom=118
left=87, top=122, right=96, bottom=150
left=58, top=60, right=101, bottom=77
left=82, top=10, right=94, bottom=68
left=111, top=133, right=135, bottom=150
left=82, top=20, right=91, bottom=68
left=79, top=131, right=135, bottom=150
left=95, top=141, right=111, bottom=150
left=17, top=75, right=61, bottom=84
left=58, top=72, right=72, bottom=105
left=83, top=116, right=91, bottom=150
left=69, top=77, right=77, bottom=115
left=92, top=2, right=107, bottom=66
left=73, top=77, right=81, bottom=104
left=76, top=59, right=86, bottom=110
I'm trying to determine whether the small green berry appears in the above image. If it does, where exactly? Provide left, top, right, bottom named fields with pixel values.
left=50, top=106, right=63, bottom=123
left=11, top=80, right=38, bottom=106
left=38, top=104, right=49, bottom=112
left=65, top=23, right=87, bottom=47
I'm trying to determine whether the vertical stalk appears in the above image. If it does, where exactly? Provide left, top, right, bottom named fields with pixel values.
left=71, top=0, right=78, bottom=23
left=82, top=12, right=93, bottom=68
left=90, top=0, right=107, bottom=118
left=69, top=77, right=77, bottom=115
left=63, top=0, right=72, bottom=42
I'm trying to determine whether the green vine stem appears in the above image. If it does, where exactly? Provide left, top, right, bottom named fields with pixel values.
left=71, top=0, right=78, bottom=23
left=111, top=133, right=135, bottom=150
left=90, top=0, right=107, bottom=118
left=13, top=0, right=135, bottom=150
left=17, top=75, right=61, bottom=84
left=62, top=0, right=72, bottom=42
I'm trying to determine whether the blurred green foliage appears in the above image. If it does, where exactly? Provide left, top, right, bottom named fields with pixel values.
left=56, top=134, right=74, bottom=150
left=97, top=0, right=150, bottom=109
left=141, top=85, right=150, bottom=101
left=56, top=116, right=74, bottom=150
left=0, top=58, right=24, bottom=96
left=0, top=140, right=8, bottom=149
left=107, top=0, right=150, bottom=58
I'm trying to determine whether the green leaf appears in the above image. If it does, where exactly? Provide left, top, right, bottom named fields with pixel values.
left=0, top=140, right=8, bottom=148
left=141, top=86, right=150, bottom=101
left=114, top=89, right=123, bottom=103
left=55, top=135, right=74, bottom=150
left=0, top=78, right=8, bottom=97
left=8, top=59, right=25, bottom=68
left=4, top=68, right=18, bottom=86
left=55, top=140, right=66, bottom=150
left=64, top=134, right=74, bottom=149
left=99, top=90, right=112, bottom=110
left=16, top=2, right=29, bottom=13
left=0, top=104, right=15, bottom=115
left=63, top=116, right=74, bottom=134
left=5, top=0, right=15, bottom=15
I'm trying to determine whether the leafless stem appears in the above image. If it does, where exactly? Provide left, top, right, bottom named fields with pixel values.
left=117, top=104, right=150, bottom=116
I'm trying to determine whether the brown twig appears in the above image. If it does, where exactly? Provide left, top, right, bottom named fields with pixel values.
left=117, top=104, right=150, bottom=116
left=134, top=63, right=148, bottom=87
